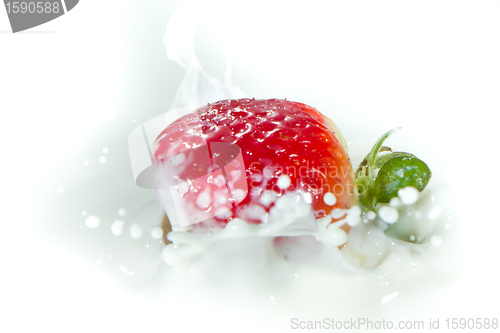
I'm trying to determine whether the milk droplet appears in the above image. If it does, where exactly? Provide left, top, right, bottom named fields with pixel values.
left=85, top=215, right=100, bottom=229
left=323, top=192, right=336, bottom=206
left=99, top=156, right=107, bottom=164
left=151, top=227, right=163, bottom=239
left=129, top=224, right=143, bottom=239
left=366, top=211, right=376, bottom=220
left=378, top=206, right=399, bottom=224
left=56, top=186, right=64, bottom=193
left=117, top=208, right=126, bottom=216
left=277, top=175, right=291, bottom=190
left=398, top=186, right=419, bottom=205
left=111, top=220, right=125, bottom=236
left=81, top=211, right=87, bottom=216
left=102, top=147, right=109, bottom=154
left=84, top=161, right=89, bottom=166
left=389, top=197, right=401, bottom=207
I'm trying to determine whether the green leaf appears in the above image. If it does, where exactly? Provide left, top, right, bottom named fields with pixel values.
left=366, top=127, right=401, bottom=169
left=355, top=128, right=401, bottom=209
left=374, top=153, right=431, bottom=203
left=355, top=128, right=432, bottom=210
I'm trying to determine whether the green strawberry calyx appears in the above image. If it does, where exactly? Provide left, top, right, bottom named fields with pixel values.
left=355, top=128, right=432, bottom=211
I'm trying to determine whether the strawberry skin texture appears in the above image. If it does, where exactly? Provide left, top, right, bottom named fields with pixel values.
left=152, top=99, right=356, bottom=227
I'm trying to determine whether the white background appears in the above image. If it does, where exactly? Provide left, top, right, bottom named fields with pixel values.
left=1, top=0, right=500, bottom=332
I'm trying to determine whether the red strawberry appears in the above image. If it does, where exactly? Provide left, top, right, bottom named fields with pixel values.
left=151, top=99, right=356, bottom=232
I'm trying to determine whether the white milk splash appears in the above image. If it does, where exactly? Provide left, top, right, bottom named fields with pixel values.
left=164, top=10, right=248, bottom=112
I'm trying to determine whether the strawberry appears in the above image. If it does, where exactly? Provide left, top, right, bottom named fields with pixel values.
left=151, top=98, right=357, bottom=232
